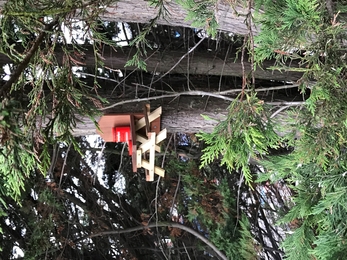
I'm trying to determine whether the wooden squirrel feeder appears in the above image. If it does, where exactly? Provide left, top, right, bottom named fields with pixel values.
left=97, top=105, right=167, bottom=181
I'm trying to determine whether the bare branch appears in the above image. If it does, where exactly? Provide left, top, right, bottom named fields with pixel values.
left=76, top=221, right=228, bottom=260
left=100, top=90, right=304, bottom=111
left=100, top=90, right=235, bottom=111
left=270, top=106, right=290, bottom=119
left=220, top=84, right=301, bottom=95
left=151, top=36, right=207, bottom=85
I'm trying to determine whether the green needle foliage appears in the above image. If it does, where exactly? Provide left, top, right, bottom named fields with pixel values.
left=260, top=156, right=347, bottom=260
left=193, top=3, right=347, bottom=257
left=0, top=0, right=114, bottom=217
left=198, top=93, right=280, bottom=185
left=177, top=0, right=219, bottom=38
left=125, top=0, right=169, bottom=70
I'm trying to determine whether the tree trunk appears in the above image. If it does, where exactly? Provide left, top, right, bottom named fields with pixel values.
left=74, top=95, right=230, bottom=135
left=0, top=45, right=302, bottom=81
left=0, top=1, right=255, bottom=35
left=103, top=0, right=255, bottom=36
left=73, top=91, right=300, bottom=136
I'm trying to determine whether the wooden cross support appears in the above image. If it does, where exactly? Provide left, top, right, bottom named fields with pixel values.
left=97, top=105, right=167, bottom=181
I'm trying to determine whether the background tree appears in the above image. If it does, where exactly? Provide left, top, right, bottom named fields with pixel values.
left=1, top=0, right=347, bottom=259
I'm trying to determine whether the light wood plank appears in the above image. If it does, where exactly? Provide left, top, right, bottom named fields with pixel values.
left=141, top=160, right=165, bottom=177
left=135, top=106, right=162, bottom=130
left=149, top=132, right=156, bottom=181
left=138, top=132, right=156, bottom=153
left=137, top=134, right=161, bottom=152
left=156, top=128, right=167, bottom=144
left=136, top=150, right=142, bottom=168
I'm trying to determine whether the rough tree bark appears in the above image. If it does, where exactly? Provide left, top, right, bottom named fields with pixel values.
left=0, top=45, right=302, bottom=81
left=74, top=95, right=231, bottom=136
left=102, top=0, right=256, bottom=36
left=74, top=92, right=303, bottom=136
left=0, top=0, right=255, bottom=35
left=0, top=0, right=257, bottom=35
left=0, top=1, right=301, bottom=136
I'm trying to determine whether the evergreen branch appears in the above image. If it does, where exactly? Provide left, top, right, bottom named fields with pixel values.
left=76, top=221, right=228, bottom=260
left=0, top=18, right=59, bottom=98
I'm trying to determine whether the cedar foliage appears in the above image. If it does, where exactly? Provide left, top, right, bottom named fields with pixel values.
left=198, top=93, right=280, bottom=185
left=2, top=0, right=347, bottom=259
left=0, top=0, right=112, bottom=209
left=192, top=0, right=347, bottom=259
left=253, top=1, right=347, bottom=258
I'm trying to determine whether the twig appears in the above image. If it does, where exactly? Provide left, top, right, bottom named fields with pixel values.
left=79, top=72, right=121, bottom=84
left=82, top=69, right=301, bottom=95
left=247, top=0, right=255, bottom=87
left=169, top=174, right=181, bottom=219
left=154, top=176, right=169, bottom=260
left=149, top=62, right=159, bottom=97
left=83, top=70, right=301, bottom=95
left=93, top=141, right=106, bottom=184
left=47, top=143, right=59, bottom=180
left=233, top=172, right=244, bottom=236
left=240, top=36, right=248, bottom=100
left=59, top=143, right=72, bottom=188
left=204, top=96, right=210, bottom=111
left=161, top=134, right=173, bottom=169
left=100, top=90, right=305, bottom=111
left=0, top=18, right=59, bottom=97
left=270, top=106, right=290, bottom=119
left=100, top=90, right=234, bottom=110
left=121, top=22, right=130, bottom=45
left=183, top=242, right=192, bottom=260
left=117, top=143, right=126, bottom=174
left=267, top=101, right=304, bottom=106
left=219, top=84, right=301, bottom=95
left=151, top=36, right=206, bottom=85
left=218, top=43, right=231, bottom=92
left=187, top=31, right=190, bottom=91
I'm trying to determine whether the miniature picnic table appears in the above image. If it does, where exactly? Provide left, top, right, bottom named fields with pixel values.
left=97, top=105, right=167, bottom=181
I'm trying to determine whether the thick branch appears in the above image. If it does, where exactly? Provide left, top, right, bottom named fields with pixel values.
left=102, top=0, right=256, bottom=36
left=76, top=221, right=228, bottom=260
left=0, top=45, right=303, bottom=81
left=100, top=90, right=304, bottom=111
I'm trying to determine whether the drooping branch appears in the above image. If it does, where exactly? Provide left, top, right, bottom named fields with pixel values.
left=76, top=221, right=228, bottom=260
left=0, top=18, right=59, bottom=98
